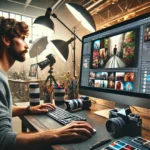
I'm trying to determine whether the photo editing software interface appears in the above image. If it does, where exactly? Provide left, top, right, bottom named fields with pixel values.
left=80, top=13, right=150, bottom=97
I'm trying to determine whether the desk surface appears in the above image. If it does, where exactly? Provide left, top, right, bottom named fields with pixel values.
left=15, top=101, right=150, bottom=150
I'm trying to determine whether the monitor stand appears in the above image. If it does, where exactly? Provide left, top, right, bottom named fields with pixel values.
left=94, top=102, right=129, bottom=119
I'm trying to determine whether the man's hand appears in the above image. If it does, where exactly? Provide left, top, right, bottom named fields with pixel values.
left=50, top=121, right=95, bottom=144
left=15, top=121, right=95, bottom=150
left=29, top=103, right=56, bottom=114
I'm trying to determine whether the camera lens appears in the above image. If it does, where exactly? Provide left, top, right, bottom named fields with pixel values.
left=106, top=117, right=126, bottom=137
left=66, top=99, right=83, bottom=111
left=73, top=99, right=80, bottom=109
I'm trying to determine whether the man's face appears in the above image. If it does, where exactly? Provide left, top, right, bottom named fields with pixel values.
left=8, top=36, right=29, bottom=62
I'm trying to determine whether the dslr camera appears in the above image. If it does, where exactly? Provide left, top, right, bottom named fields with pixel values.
left=106, top=108, right=142, bottom=138
left=65, top=96, right=91, bottom=111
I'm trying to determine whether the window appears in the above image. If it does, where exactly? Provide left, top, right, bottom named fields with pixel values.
left=10, top=13, right=15, bottom=19
left=0, top=10, right=50, bottom=42
left=2, top=12, right=9, bottom=18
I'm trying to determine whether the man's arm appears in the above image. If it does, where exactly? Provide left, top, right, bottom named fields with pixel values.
left=15, top=121, right=94, bottom=150
left=15, top=130, right=57, bottom=150
left=12, top=105, right=28, bottom=117
left=0, top=89, right=17, bottom=150
left=12, top=103, right=56, bottom=117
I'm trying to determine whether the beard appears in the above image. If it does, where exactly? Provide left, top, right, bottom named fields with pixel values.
left=7, top=43, right=27, bottom=62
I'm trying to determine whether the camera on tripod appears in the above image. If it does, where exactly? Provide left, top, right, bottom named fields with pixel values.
left=38, top=53, right=57, bottom=93
left=65, top=95, right=91, bottom=111
left=106, top=108, right=142, bottom=138
left=38, top=54, right=56, bottom=70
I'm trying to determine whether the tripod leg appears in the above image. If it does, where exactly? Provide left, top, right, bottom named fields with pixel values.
left=47, top=75, right=53, bottom=86
left=45, top=76, right=50, bottom=85
left=51, top=76, right=57, bottom=86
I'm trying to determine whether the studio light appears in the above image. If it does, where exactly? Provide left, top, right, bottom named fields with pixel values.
left=65, top=3, right=96, bottom=32
left=34, top=4, right=96, bottom=76
left=34, top=8, right=54, bottom=33
left=51, top=38, right=75, bottom=62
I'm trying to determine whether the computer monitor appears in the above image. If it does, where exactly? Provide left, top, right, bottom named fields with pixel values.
left=79, top=12, right=150, bottom=109
left=29, top=64, right=38, bottom=77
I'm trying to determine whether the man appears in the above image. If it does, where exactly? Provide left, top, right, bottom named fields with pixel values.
left=0, top=17, right=94, bottom=150
left=113, top=44, right=117, bottom=55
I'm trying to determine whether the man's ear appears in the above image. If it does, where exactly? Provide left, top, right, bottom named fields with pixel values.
left=2, top=35, right=11, bottom=47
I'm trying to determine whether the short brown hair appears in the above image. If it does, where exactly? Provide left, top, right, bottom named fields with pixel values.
left=0, top=16, right=29, bottom=47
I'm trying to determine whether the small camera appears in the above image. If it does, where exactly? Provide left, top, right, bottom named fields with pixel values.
left=106, top=108, right=142, bottom=138
left=65, top=96, right=91, bottom=111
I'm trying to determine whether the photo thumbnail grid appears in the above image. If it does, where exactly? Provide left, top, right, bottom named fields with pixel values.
left=89, top=72, right=134, bottom=91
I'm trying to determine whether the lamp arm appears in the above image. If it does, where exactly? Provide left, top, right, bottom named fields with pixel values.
left=51, top=13, right=82, bottom=42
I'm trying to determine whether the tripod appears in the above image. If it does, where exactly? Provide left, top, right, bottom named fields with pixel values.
left=45, top=64, right=57, bottom=86
left=44, top=65, right=57, bottom=103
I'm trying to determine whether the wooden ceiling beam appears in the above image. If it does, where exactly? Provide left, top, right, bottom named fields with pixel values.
left=90, top=0, right=115, bottom=15
left=83, top=0, right=93, bottom=7
left=24, top=0, right=32, bottom=8
left=96, top=1, right=150, bottom=30
left=86, top=0, right=104, bottom=11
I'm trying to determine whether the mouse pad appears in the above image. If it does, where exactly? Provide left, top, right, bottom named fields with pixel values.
left=101, top=136, right=150, bottom=150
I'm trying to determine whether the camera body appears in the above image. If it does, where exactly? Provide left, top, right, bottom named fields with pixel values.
left=65, top=96, right=91, bottom=111
left=38, top=54, right=56, bottom=70
left=106, top=108, right=142, bottom=138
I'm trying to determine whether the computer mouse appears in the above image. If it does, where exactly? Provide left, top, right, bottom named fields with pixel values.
left=93, top=128, right=97, bottom=134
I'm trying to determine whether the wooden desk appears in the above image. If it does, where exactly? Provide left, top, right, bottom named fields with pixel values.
left=15, top=101, right=150, bottom=150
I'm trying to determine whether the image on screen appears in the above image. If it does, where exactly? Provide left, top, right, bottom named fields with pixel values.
left=144, top=25, right=150, bottom=42
left=92, top=30, right=136, bottom=69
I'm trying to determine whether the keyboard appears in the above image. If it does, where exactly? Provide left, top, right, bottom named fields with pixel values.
left=47, top=106, right=86, bottom=125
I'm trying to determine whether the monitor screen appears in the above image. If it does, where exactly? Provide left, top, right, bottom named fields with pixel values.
left=29, top=64, right=38, bottom=77
left=79, top=12, right=150, bottom=109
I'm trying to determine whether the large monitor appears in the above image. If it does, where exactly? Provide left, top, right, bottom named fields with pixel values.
left=79, top=12, right=150, bottom=109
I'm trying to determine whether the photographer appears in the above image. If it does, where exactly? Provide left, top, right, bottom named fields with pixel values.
left=0, top=17, right=94, bottom=150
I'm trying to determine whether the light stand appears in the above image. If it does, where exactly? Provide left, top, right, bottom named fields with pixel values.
left=72, top=27, right=76, bottom=77
left=51, top=13, right=81, bottom=77
left=51, top=13, right=82, bottom=42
